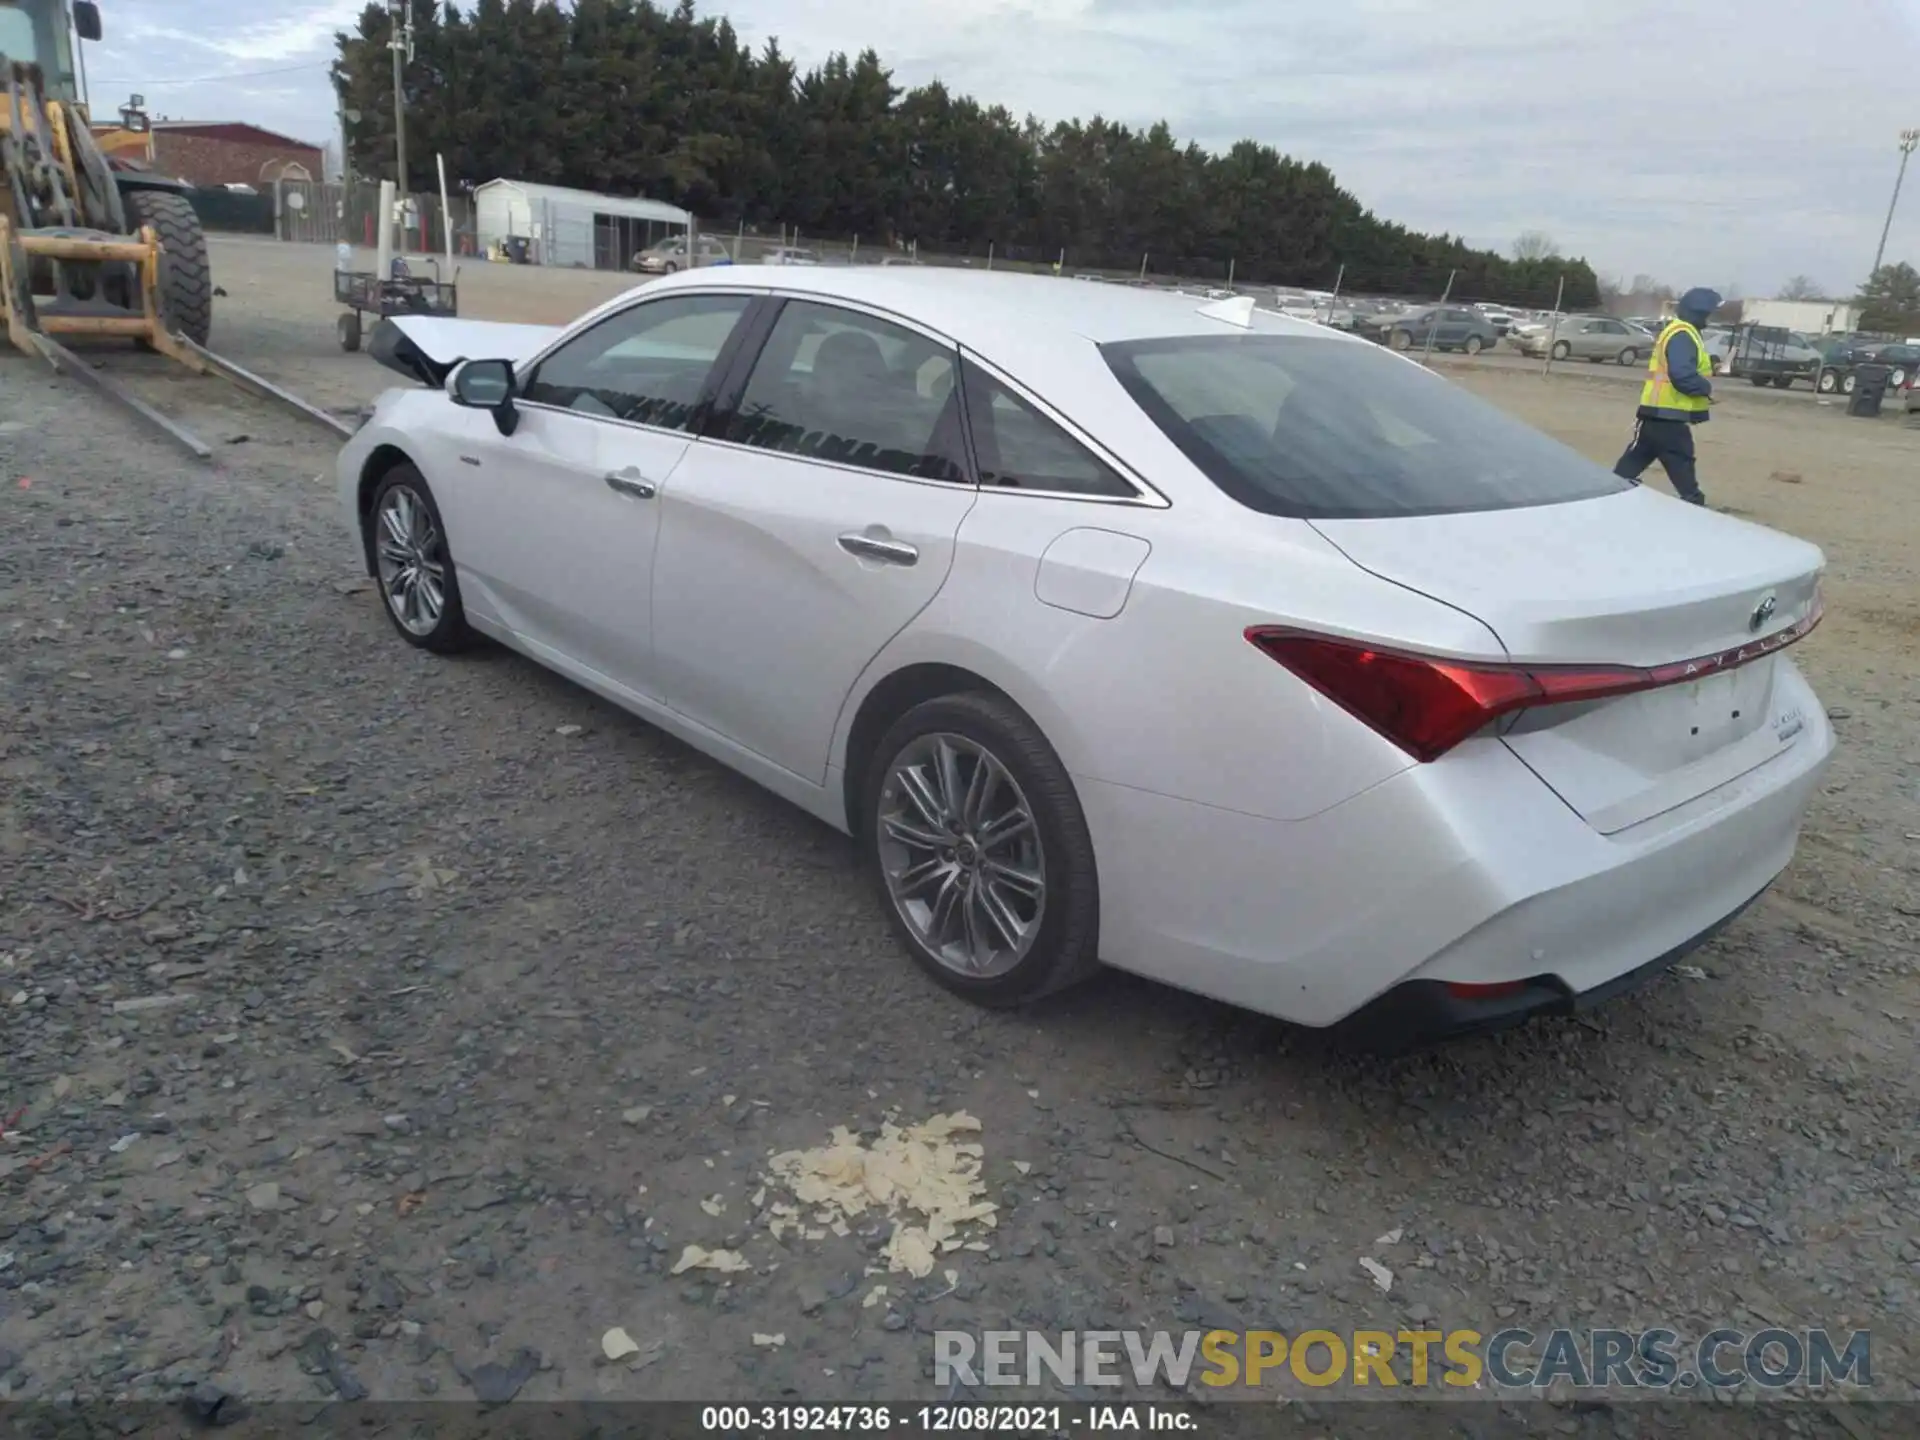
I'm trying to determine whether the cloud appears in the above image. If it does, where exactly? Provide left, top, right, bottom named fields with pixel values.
left=78, top=0, right=1920, bottom=294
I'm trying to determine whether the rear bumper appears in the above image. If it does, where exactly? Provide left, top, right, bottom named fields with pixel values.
left=1331, top=884, right=1766, bottom=1053
left=1078, top=668, right=1833, bottom=1034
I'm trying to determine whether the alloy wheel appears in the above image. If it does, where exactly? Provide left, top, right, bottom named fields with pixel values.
left=876, top=733, right=1046, bottom=979
left=374, top=484, right=447, bottom=637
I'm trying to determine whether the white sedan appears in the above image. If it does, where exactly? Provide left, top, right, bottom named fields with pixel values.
left=339, top=268, right=1833, bottom=1049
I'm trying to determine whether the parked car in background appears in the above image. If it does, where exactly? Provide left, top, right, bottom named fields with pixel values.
left=1371, top=306, right=1502, bottom=354
left=1513, top=315, right=1649, bottom=365
left=1816, top=340, right=1919, bottom=394
left=763, top=246, right=822, bottom=267
left=631, top=234, right=732, bottom=274
left=339, top=267, right=1832, bottom=1047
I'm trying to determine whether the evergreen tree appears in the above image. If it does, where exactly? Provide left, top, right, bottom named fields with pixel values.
left=333, top=0, right=1600, bottom=305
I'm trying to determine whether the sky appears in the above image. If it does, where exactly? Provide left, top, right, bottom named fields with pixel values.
left=75, top=0, right=1920, bottom=296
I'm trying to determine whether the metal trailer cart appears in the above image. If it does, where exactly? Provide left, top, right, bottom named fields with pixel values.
left=334, top=258, right=459, bottom=353
left=1724, top=323, right=1817, bottom=390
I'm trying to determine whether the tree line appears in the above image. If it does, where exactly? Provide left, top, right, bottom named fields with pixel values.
left=333, top=0, right=1600, bottom=307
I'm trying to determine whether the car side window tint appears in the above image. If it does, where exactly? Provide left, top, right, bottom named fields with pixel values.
left=961, top=360, right=1136, bottom=499
left=521, top=293, right=750, bottom=429
left=725, top=300, right=966, bottom=481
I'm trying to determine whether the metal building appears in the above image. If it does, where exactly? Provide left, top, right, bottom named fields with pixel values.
left=472, top=179, right=691, bottom=270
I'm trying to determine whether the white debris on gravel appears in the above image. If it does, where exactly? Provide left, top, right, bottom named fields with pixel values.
left=601, top=1327, right=640, bottom=1360
left=671, top=1245, right=750, bottom=1275
left=752, top=1333, right=786, bottom=1348
left=760, top=1111, right=997, bottom=1278
left=1359, top=1256, right=1394, bottom=1292
left=1374, top=1227, right=1404, bottom=1247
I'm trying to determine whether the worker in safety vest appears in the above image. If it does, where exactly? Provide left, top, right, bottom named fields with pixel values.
left=1611, top=286, right=1720, bottom=505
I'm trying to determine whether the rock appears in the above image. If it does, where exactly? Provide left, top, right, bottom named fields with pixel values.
left=245, top=1182, right=284, bottom=1212
left=464, top=1348, right=539, bottom=1404
left=1153, top=1226, right=1176, bottom=1248
left=111, top=993, right=195, bottom=1015
left=180, top=1381, right=249, bottom=1426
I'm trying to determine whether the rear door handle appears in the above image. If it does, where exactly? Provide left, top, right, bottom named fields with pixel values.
left=604, top=467, right=657, bottom=499
left=837, top=533, right=919, bottom=566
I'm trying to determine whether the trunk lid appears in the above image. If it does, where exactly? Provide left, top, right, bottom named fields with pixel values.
left=1312, top=487, right=1824, bottom=834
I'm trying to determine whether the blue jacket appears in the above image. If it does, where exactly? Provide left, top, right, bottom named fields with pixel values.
left=1638, top=287, right=1720, bottom=424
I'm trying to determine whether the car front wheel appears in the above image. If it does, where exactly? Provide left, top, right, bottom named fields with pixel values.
left=1891, top=368, right=1909, bottom=389
left=1551, top=340, right=1571, bottom=360
left=368, top=466, right=475, bottom=653
left=864, top=692, right=1100, bottom=1007
left=1817, top=369, right=1837, bottom=393
left=1842, top=373, right=1857, bottom=394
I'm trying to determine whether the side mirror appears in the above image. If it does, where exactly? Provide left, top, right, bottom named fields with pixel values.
left=451, top=358, right=519, bottom=435
left=72, top=1, right=103, bottom=41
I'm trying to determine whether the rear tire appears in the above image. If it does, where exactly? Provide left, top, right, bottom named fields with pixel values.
left=338, top=311, right=362, bottom=352
left=1463, top=335, right=1484, bottom=355
left=123, top=188, right=212, bottom=346
left=1817, top=368, right=1837, bottom=393
left=862, top=691, right=1100, bottom=1008
left=1617, top=347, right=1639, bottom=366
left=1842, top=372, right=1857, bottom=395
left=1891, top=368, right=1909, bottom=389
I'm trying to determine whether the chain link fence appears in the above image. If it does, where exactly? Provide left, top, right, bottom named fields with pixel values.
left=208, top=180, right=1591, bottom=338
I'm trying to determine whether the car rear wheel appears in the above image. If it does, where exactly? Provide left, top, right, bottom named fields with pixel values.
left=1842, top=373, right=1857, bottom=395
left=1817, top=369, right=1838, bottom=393
left=1551, top=340, right=1571, bottom=361
left=1891, top=368, right=1909, bottom=389
left=864, top=692, right=1100, bottom=1007
left=368, top=467, right=475, bottom=654
left=1617, top=347, right=1639, bottom=366
left=1463, top=335, right=1484, bottom=355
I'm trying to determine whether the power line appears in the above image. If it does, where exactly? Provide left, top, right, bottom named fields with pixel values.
left=90, top=61, right=331, bottom=89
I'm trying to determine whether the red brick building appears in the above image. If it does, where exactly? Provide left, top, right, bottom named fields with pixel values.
left=90, top=121, right=324, bottom=188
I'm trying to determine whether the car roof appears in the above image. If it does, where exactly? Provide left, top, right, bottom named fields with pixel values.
left=634, top=264, right=1344, bottom=350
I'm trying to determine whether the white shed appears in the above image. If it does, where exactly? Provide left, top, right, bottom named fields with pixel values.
left=472, top=179, right=693, bottom=271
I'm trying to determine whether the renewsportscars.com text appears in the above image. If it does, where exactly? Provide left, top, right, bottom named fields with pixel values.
left=934, top=1327, right=1872, bottom=1391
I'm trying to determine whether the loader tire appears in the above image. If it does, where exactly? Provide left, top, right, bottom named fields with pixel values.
left=124, top=189, right=213, bottom=347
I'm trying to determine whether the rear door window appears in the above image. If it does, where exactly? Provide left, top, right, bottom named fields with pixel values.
left=1103, top=333, right=1631, bottom=519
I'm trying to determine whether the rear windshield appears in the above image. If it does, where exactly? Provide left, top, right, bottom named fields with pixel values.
left=1101, top=334, right=1632, bottom=519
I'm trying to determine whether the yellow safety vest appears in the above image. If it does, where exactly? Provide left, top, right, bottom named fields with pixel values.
left=1639, top=320, right=1712, bottom=420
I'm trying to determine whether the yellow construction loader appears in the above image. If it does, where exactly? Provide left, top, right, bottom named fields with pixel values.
left=1, top=0, right=346, bottom=455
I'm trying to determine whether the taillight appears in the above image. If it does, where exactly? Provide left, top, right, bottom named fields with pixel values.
left=1246, top=599, right=1822, bottom=763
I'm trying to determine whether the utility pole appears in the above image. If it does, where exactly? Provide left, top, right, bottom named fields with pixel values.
left=388, top=1, right=414, bottom=214
left=1869, top=128, right=1920, bottom=283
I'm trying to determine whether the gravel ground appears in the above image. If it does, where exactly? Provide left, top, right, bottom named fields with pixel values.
left=1, top=239, right=1917, bottom=1424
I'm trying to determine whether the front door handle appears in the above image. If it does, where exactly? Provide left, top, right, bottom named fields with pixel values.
left=604, top=467, right=657, bottom=499
left=837, top=533, right=919, bottom=566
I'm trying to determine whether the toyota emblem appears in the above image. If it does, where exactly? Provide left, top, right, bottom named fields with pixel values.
left=1749, top=592, right=1778, bottom=632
